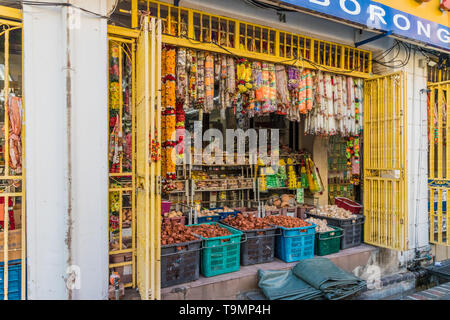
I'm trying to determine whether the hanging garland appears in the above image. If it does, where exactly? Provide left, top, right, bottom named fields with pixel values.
left=187, top=49, right=197, bottom=109
left=204, top=52, right=215, bottom=113
left=275, top=64, right=290, bottom=116
left=196, top=51, right=205, bottom=109
left=162, top=45, right=177, bottom=180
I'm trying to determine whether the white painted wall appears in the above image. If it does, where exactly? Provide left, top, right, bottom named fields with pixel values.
left=24, top=3, right=69, bottom=300
left=404, top=50, right=429, bottom=253
left=24, top=0, right=109, bottom=299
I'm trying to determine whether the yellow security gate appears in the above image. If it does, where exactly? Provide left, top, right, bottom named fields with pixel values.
left=363, top=72, right=408, bottom=251
left=107, top=29, right=137, bottom=288
left=135, top=16, right=162, bottom=300
left=428, top=80, right=449, bottom=246
left=0, top=7, right=26, bottom=300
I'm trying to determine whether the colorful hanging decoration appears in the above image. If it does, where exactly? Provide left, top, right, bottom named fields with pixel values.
left=162, top=45, right=177, bottom=180
left=187, top=49, right=197, bottom=109
left=345, top=136, right=360, bottom=185
left=237, top=58, right=252, bottom=94
left=275, top=64, right=289, bottom=115
left=195, top=51, right=205, bottom=109
left=204, top=52, right=215, bottom=113
left=176, top=48, right=188, bottom=110
left=305, top=71, right=362, bottom=136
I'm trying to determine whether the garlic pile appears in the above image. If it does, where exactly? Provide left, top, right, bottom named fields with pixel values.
left=305, top=217, right=334, bottom=233
left=309, top=205, right=356, bottom=220
left=164, top=210, right=184, bottom=218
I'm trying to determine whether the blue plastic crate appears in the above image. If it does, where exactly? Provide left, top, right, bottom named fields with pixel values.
left=209, top=207, right=239, bottom=220
left=0, top=259, right=22, bottom=300
left=197, top=215, right=221, bottom=223
left=275, top=224, right=316, bottom=263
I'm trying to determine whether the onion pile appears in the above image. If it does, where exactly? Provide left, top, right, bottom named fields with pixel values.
left=222, top=213, right=272, bottom=231
left=305, top=217, right=334, bottom=233
left=309, top=205, right=356, bottom=219
left=263, top=215, right=311, bottom=228
left=161, top=220, right=198, bottom=245
left=189, top=223, right=231, bottom=238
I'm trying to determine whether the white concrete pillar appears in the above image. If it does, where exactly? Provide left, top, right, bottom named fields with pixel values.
left=24, top=0, right=110, bottom=299
left=404, top=49, right=429, bottom=253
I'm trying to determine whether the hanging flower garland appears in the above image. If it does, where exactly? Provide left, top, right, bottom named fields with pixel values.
left=237, top=58, right=252, bottom=94
left=187, top=49, right=197, bottom=109
left=176, top=48, right=188, bottom=110
left=204, top=52, right=215, bottom=113
left=162, top=45, right=177, bottom=180
left=268, top=63, right=277, bottom=113
left=196, top=51, right=205, bottom=109
left=346, top=136, right=360, bottom=185
left=226, top=56, right=236, bottom=97
left=251, top=61, right=263, bottom=115
left=275, top=64, right=289, bottom=115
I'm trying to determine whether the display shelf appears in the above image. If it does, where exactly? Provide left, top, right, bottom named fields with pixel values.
left=193, top=187, right=254, bottom=192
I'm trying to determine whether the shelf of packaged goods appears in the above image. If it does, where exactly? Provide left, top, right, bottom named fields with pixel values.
left=193, top=187, right=254, bottom=192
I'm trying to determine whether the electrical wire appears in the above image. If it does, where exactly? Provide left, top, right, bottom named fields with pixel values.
left=372, top=40, right=412, bottom=69
left=0, top=0, right=130, bottom=28
left=243, top=0, right=296, bottom=12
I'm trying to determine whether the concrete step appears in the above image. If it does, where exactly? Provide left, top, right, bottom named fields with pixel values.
left=162, top=244, right=377, bottom=300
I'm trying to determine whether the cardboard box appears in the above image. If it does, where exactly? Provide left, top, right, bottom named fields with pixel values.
left=0, top=229, right=22, bottom=262
left=13, top=209, right=22, bottom=229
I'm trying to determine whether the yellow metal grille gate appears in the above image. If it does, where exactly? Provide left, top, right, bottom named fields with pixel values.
left=428, top=80, right=449, bottom=246
left=136, top=16, right=162, bottom=300
left=107, top=32, right=137, bottom=288
left=0, top=11, right=25, bottom=300
left=363, top=72, right=408, bottom=251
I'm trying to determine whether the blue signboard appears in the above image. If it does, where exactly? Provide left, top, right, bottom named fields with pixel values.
left=282, top=0, right=450, bottom=51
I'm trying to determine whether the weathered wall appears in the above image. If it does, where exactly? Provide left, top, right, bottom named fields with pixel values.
left=24, top=0, right=109, bottom=299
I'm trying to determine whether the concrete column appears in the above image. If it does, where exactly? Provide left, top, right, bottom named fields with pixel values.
left=404, top=49, right=429, bottom=253
left=24, top=0, right=110, bottom=299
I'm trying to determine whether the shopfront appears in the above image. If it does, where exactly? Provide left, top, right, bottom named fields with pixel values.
left=0, top=0, right=442, bottom=301
left=101, top=0, right=434, bottom=300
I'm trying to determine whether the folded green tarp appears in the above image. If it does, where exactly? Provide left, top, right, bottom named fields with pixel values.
left=293, top=257, right=366, bottom=300
left=257, top=269, right=323, bottom=300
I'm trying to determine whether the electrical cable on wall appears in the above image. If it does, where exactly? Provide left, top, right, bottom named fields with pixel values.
left=0, top=0, right=129, bottom=28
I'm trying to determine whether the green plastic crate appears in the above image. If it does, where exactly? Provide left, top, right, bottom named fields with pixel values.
left=188, top=222, right=243, bottom=277
left=315, top=226, right=343, bottom=256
